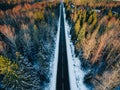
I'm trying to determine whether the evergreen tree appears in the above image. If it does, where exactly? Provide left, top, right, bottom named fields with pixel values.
left=108, top=10, right=112, bottom=19
left=88, top=14, right=93, bottom=25
left=75, top=18, right=80, bottom=35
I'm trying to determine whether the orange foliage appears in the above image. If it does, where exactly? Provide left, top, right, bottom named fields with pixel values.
left=0, top=41, right=7, bottom=53
left=24, top=4, right=32, bottom=10
left=32, top=2, right=46, bottom=10
left=0, top=25, right=16, bottom=41
left=72, top=7, right=120, bottom=64
left=0, top=10, right=4, bottom=18
left=12, top=5, right=21, bottom=14
left=91, top=37, right=106, bottom=64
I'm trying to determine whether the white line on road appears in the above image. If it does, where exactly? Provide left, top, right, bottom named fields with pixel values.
left=62, top=83, right=64, bottom=90
left=62, top=54, right=64, bottom=79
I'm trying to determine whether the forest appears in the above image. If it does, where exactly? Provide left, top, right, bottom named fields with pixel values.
left=0, top=0, right=59, bottom=89
left=0, top=0, right=120, bottom=90
left=65, top=0, right=120, bottom=89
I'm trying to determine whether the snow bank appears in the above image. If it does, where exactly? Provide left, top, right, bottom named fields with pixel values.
left=49, top=5, right=61, bottom=90
left=63, top=6, right=88, bottom=90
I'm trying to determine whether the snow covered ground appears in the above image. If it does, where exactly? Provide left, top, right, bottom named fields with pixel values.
left=63, top=5, right=88, bottom=90
left=49, top=5, right=61, bottom=90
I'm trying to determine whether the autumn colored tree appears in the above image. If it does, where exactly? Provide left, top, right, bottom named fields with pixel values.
left=108, top=10, right=112, bottom=19
left=78, top=23, right=87, bottom=42
left=34, top=11, right=44, bottom=21
left=0, top=55, right=19, bottom=88
left=74, top=18, right=80, bottom=35
left=82, top=11, right=87, bottom=23
left=90, top=11, right=97, bottom=31
left=88, top=14, right=93, bottom=25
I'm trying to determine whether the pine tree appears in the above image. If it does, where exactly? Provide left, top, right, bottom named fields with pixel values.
left=91, top=11, right=97, bottom=30
left=108, top=10, right=112, bottom=19
left=0, top=55, right=18, bottom=75
left=78, top=23, right=87, bottom=42
left=82, top=11, right=87, bottom=23
left=88, top=14, right=93, bottom=25
left=75, top=18, right=80, bottom=35
left=34, top=11, right=44, bottom=21
left=0, top=55, right=41, bottom=90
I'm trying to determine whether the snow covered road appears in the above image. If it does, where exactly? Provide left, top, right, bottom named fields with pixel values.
left=50, top=3, right=88, bottom=90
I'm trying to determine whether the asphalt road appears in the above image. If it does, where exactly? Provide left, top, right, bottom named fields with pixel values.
left=56, top=4, right=70, bottom=90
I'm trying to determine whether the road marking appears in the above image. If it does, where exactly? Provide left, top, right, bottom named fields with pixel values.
left=62, top=56, right=63, bottom=64
left=62, top=83, right=64, bottom=90
left=56, top=3, right=70, bottom=90
left=62, top=64, right=64, bottom=79
left=62, top=55, right=64, bottom=79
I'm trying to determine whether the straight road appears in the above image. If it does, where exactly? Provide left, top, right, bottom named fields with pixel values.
left=56, top=3, right=70, bottom=90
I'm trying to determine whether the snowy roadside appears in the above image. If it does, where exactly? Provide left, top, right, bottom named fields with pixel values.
left=63, top=6, right=88, bottom=90
left=48, top=5, right=61, bottom=90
